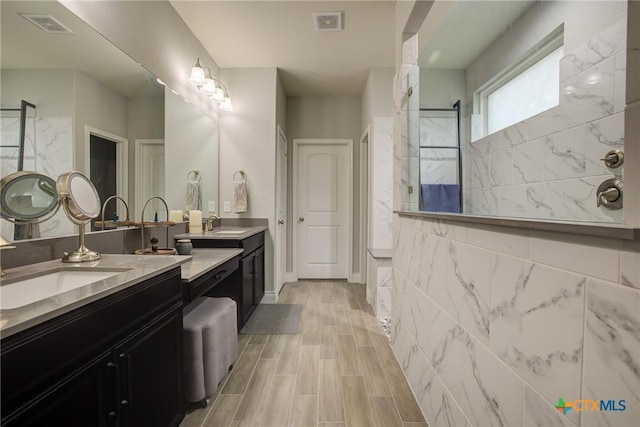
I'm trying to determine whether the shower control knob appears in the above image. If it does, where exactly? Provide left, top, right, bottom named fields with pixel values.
left=596, top=178, right=623, bottom=210
left=600, top=149, right=624, bottom=168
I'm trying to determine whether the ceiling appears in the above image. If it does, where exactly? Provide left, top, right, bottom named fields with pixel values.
left=418, top=0, right=534, bottom=69
left=170, top=1, right=396, bottom=97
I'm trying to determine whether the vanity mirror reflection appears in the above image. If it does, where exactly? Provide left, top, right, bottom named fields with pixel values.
left=413, top=0, right=628, bottom=224
left=1, top=0, right=220, bottom=243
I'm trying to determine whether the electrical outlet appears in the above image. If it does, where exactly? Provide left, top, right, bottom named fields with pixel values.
left=224, top=201, right=231, bottom=213
left=208, top=201, right=216, bottom=212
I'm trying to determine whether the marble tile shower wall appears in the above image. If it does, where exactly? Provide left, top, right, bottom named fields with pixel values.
left=371, top=116, right=394, bottom=249
left=465, top=20, right=626, bottom=223
left=0, top=117, right=74, bottom=240
left=391, top=214, right=640, bottom=427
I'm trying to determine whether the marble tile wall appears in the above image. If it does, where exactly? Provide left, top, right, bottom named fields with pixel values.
left=371, top=116, right=394, bottom=250
left=1, top=117, right=74, bottom=241
left=391, top=213, right=640, bottom=427
left=464, top=19, right=627, bottom=223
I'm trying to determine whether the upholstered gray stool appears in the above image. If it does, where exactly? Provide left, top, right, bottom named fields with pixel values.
left=183, top=297, right=238, bottom=404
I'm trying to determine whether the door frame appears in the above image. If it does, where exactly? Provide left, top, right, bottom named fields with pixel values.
left=270, top=125, right=288, bottom=302
left=292, top=138, right=353, bottom=281
left=135, top=139, right=164, bottom=219
left=84, top=126, right=128, bottom=217
left=359, top=127, right=370, bottom=285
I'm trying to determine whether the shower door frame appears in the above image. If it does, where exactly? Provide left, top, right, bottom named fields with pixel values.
left=418, top=100, right=462, bottom=212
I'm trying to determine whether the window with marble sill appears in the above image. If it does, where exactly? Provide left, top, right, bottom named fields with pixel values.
left=411, top=0, right=628, bottom=225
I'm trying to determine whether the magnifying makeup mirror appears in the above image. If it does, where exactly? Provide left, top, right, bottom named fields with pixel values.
left=0, top=171, right=60, bottom=239
left=56, top=171, right=102, bottom=263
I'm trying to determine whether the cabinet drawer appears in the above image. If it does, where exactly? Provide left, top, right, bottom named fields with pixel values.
left=241, top=233, right=264, bottom=256
left=183, top=256, right=239, bottom=303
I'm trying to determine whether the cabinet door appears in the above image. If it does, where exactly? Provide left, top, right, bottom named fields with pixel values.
left=253, top=247, right=265, bottom=305
left=2, top=352, right=116, bottom=427
left=115, top=308, right=184, bottom=427
left=241, top=254, right=255, bottom=325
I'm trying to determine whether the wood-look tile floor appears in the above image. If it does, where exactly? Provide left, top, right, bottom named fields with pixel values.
left=181, top=281, right=428, bottom=427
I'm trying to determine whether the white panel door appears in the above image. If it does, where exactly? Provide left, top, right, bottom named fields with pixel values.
left=135, top=139, right=165, bottom=219
left=275, top=128, right=287, bottom=295
left=296, top=141, right=350, bottom=279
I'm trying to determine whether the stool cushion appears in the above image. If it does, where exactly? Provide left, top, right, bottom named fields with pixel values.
left=183, top=297, right=238, bottom=402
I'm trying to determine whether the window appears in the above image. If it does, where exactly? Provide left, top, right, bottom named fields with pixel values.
left=473, top=26, right=564, bottom=138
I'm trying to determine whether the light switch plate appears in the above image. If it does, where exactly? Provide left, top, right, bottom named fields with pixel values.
left=224, top=201, right=231, bottom=213
left=208, top=201, right=216, bottom=212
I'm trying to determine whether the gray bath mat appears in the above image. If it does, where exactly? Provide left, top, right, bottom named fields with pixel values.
left=240, top=304, right=302, bottom=335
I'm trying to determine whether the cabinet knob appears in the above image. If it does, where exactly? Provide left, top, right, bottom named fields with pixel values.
left=108, top=411, right=117, bottom=420
left=298, top=217, right=304, bottom=222
left=278, top=219, right=284, bottom=225
left=121, top=399, right=129, bottom=407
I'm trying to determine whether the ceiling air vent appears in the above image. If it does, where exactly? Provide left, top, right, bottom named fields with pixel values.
left=313, top=12, right=342, bottom=32
left=20, top=14, right=73, bottom=34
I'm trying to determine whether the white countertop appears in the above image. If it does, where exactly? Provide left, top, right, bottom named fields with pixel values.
left=0, top=254, right=191, bottom=338
left=175, top=226, right=267, bottom=240
left=181, top=248, right=244, bottom=282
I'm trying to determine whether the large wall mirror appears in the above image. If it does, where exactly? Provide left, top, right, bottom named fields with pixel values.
left=414, top=0, right=627, bottom=224
left=1, top=0, right=219, bottom=241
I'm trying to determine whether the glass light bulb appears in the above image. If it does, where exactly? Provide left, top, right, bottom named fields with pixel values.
left=200, top=78, right=216, bottom=95
left=188, top=65, right=205, bottom=85
left=219, top=96, right=233, bottom=111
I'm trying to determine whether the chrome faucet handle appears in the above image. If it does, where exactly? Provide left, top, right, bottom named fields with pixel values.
left=596, top=178, right=623, bottom=210
left=600, top=149, right=624, bottom=168
left=597, top=188, right=620, bottom=207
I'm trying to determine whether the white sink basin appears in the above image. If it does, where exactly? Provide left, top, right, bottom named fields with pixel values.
left=212, top=229, right=248, bottom=235
left=1, top=270, right=124, bottom=309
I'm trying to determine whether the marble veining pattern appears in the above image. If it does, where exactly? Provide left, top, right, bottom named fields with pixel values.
left=452, top=332, right=525, bottom=427
left=523, top=385, right=577, bottom=427
left=584, top=112, right=624, bottom=176
left=489, top=255, right=585, bottom=424
left=581, top=279, right=640, bottom=427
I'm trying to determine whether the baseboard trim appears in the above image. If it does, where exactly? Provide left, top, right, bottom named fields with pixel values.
left=261, top=291, right=277, bottom=304
left=285, top=272, right=297, bottom=283
left=350, top=273, right=362, bottom=284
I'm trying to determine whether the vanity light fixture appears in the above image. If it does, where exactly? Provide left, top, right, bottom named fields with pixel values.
left=188, top=58, right=233, bottom=111
left=188, top=58, right=206, bottom=85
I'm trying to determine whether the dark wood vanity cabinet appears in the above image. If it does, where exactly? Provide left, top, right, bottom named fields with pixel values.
left=194, top=232, right=265, bottom=328
left=1, top=267, right=184, bottom=427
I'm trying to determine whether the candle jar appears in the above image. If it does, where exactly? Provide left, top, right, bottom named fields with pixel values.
left=175, top=239, right=193, bottom=255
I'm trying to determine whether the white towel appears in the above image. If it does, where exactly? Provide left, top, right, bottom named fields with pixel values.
left=234, top=180, right=247, bottom=213
left=185, top=179, right=201, bottom=211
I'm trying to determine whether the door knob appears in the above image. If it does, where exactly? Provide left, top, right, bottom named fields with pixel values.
left=278, top=220, right=284, bottom=225
left=298, top=217, right=304, bottom=222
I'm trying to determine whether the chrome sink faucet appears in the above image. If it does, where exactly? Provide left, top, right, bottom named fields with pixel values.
left=202, top=214, right=220, bottom=231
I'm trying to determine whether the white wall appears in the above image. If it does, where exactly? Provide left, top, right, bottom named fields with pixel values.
left=419, top=68, right=465, bottom=110
left=73, top=69, right=128, bottom=174
left=164, top=87, right=218, bottom=217
left=127, top=95, right=164, bottom=212
left=285, top=96, right=362, bottom=276
left=219, top=67, right=278, bottom=296
left=1, top=69, right=74, bottom=117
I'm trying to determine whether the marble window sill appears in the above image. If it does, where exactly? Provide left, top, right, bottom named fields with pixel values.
left=395, top=210, right=640, bottom=240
